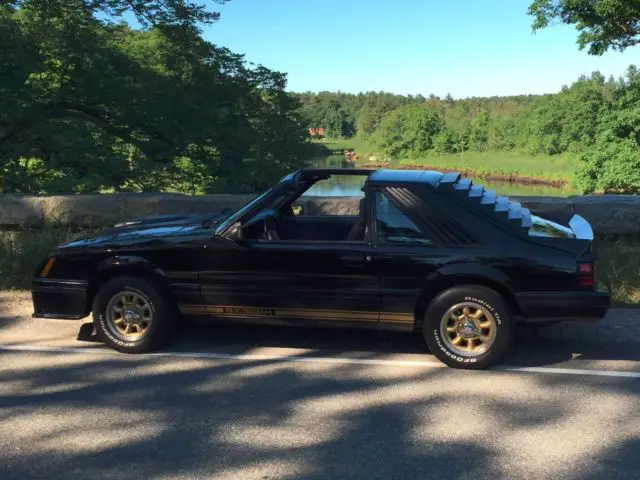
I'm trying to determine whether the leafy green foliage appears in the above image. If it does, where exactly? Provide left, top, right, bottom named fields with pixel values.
left=297, top=68, right=640, bottom=194
left=0, top=1, right=309, bottom=194
left=295, top=91, right=425, bottom=140
left=529, top=0, right=640, bottom=55
left=576, top=138, right=640, bottom=194
left=527, top=1, right=640, bottom=194
left=575, top=67, right=640, bottom=194
left=373, top=105, right=443, bottom=159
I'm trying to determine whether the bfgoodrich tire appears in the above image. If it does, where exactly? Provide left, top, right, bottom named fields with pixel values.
left=92, top=276, right=177, bottom=353
left=422, top=285, right=514, bottom=369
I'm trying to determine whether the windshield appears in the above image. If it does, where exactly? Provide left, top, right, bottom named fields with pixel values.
left=214, top=188, right=273, bottom=234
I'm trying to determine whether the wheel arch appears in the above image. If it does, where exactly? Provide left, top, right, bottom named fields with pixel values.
left=85, top=256, right=171, bottom=313
left=413, top=265, right=520, bottom=327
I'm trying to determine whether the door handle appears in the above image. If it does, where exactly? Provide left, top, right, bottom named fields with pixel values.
left=340, top=254, right=372, bottom=267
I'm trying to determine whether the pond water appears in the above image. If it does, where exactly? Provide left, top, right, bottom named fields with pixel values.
left=308, top=156, right=573, bottom=198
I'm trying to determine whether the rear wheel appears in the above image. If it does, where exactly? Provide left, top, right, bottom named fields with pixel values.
left=422, top=285, right=514, bottom=369
left=92, top=276, right=177, bottom=353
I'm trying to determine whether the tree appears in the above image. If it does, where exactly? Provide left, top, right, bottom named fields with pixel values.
left=433, top=129, right=457, bottom=154
left=7, top=0, right=226, bottom=32
left=373, top=105, right=443, bottom=159
left=470, top=111, right=490, bottom=151
left=356, top=105, right=383, bottom=137
left=575, top=66, right=640, bottom=193
left=0, top=1, right=309, bottom=193
left=576, top=137, right=640, bottom=194
left=529, top=0, right=640, bottom=55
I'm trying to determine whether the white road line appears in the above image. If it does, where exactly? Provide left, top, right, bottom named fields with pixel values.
left=496, top=366, right=640, bottom=378
left=1, top=344, right=639, bottom=378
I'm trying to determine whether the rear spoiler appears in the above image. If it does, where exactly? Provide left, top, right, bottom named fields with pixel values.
left=527, top=213, right=594, bottom=258
left=568, top=214, right=594, bottom=241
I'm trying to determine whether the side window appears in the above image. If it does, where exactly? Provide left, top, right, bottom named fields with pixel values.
left=375, top=191, right=432, bottom=245
left=294, top=175, right=366, bottom=217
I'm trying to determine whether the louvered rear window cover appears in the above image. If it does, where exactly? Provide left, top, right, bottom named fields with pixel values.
left=384, top=187, right=479, bottom=245
left=434, top=173, right=533, bottom=232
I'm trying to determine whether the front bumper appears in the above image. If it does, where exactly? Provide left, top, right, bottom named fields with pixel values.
left=515, top=290, right=610, bottom=323
left=32, top=278, right=89, bottom=320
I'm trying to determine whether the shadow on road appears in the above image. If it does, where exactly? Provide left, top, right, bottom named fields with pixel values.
left=76, top=319, right=640, bottom=368
left=1, top=320, right=639, bottom=479
left=1, top=314, right=639, bottom=478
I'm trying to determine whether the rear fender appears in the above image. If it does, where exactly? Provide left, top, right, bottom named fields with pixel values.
left=434, top=263, right=516, bottom=291
left=414, top=263, right=518, bottom=325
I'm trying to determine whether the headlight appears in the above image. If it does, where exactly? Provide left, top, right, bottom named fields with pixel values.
left=39, top=257, right=56, bottom=277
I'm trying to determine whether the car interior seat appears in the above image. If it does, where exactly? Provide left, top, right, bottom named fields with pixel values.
left=346, top=197, right=367, bottom=241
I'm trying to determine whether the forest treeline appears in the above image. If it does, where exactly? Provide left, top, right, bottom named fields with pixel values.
left=294, top=65, right=640, bottom=193
left=2, top=0, right=640, bottom=195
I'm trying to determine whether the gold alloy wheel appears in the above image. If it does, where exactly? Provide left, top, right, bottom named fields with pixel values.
left=105, top=291, right=153, bottom=341
left=439, top=302, right=497, bottom=357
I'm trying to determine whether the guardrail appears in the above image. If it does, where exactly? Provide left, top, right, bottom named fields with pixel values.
left=0, top=193, right=639, bottom=235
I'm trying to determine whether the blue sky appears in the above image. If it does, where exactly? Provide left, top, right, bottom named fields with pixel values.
left=203, top=0, right=640, bottom=98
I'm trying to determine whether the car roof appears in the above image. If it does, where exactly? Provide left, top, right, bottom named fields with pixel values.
left=366, top=169, right=450, bottom=186
left=283, top=168, right=451, bottom=187
left=287, top=168, right=374, bottom=181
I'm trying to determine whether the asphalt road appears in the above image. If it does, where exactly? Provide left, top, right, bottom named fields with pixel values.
left=1, top=293, right=640, bottom=480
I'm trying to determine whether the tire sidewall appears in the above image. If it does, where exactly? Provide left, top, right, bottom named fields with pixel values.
left=423, top=286, right=513, bottom=369
left=93, top=277, right=172, bottom=353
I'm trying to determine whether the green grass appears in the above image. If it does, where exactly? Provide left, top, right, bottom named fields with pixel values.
left=0, top=228, right=80, bottom=290
left=1, top=227, right=639, bottom=306
left=312, top=138, right=579, bottom=182
left=398, top=151, right=577, bottom=181
left=595, top=235, right=640, bottom=307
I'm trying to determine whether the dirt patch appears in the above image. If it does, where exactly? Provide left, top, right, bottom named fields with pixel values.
left=0, top=290, right=31, bottom=315
left=0, top=290, right=32, bottom=330
left=358, top=162, right=568, bottom=188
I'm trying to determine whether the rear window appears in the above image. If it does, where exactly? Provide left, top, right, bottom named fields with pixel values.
left=528, top=215, right=575, bottom=238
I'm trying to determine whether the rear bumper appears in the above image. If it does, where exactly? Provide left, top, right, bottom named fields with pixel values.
left=31, top=278, right=89, bottom=320
left=516, top=290, right=610, bottom=323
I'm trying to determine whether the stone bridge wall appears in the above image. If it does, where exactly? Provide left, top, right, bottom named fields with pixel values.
left=0, top=193, right=639, bottom=235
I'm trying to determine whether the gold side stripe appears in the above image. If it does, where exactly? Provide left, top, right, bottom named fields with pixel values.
left=180, top=306, right=377, bottom=322
left=379, top=313, right=415, bottom=323
left=180, top=305, right=380, bottom=317
left=178, top=305, right=414, bottom=324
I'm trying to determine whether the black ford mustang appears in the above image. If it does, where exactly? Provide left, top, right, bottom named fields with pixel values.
left=31, top=168, right=610, bottom=369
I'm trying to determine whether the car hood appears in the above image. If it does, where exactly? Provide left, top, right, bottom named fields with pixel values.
left=54, top=211, right=230, bottom=252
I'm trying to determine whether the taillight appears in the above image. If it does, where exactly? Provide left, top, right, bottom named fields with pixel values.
left=578, top=261, right=595, bottom=288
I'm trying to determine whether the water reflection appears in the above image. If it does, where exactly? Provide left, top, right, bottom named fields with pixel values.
left=305, top=174, right=366, bottom=197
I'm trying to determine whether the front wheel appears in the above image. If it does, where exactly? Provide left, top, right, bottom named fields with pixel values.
left=92, top=276, right=177, bottom=353
left=422, top=285, right=514, bottom=369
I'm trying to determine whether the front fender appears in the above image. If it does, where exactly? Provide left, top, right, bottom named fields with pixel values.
left=98, top=255, right=167, bottom=278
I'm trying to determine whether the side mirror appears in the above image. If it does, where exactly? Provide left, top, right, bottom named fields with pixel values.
left=224, top=222, right=245, bottom=242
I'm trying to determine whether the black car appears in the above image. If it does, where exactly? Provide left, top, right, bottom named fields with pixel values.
left=31, top=168, right=610, bottom=369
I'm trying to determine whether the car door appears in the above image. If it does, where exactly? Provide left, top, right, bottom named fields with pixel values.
left=197, top=195, right=380, bottom=325
left=370, top=188, right=441, bottom=326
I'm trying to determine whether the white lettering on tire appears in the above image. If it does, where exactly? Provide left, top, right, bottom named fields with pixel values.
left=464, top=296, right=502, bottom=325
left=433, top=328, right=477, bottom=363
